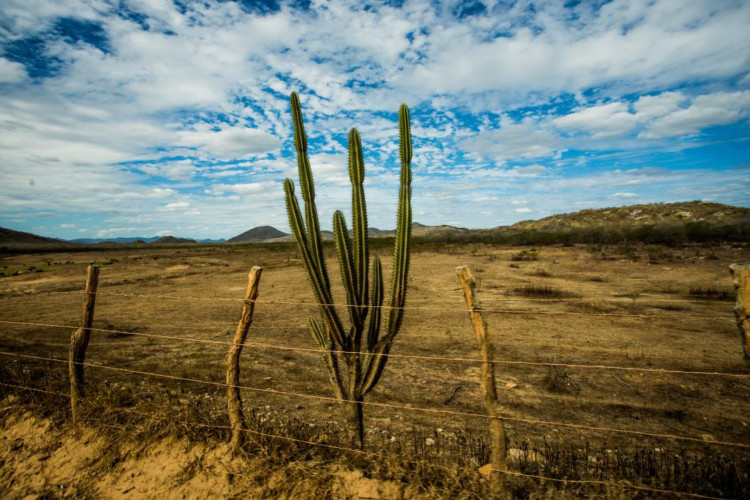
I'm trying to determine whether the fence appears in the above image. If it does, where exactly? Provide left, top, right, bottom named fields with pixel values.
left=1, top=260, right=749, bottom=498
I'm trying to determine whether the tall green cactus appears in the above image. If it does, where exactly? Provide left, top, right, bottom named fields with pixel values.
left=284, top=92, right=412, bottom=449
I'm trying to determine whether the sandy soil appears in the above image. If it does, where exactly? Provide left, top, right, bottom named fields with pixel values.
left=0, top=398, right=411, bottom=499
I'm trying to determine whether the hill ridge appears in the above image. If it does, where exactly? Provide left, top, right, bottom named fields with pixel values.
left=510, top=201, right=750, bottom=231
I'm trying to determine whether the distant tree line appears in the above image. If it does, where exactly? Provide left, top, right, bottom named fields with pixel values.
left=407, top=220, right=750, bottom=248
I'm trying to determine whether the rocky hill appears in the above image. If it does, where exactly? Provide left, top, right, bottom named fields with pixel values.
left=152, top=236, right=197, bottom=244
left=244, top=223, right=473, bottom=243
left=0, top=226, right=72, bottom=248
left=227, top=226, right=289, bottom=243
left=510, top=201, right=750, bottom=231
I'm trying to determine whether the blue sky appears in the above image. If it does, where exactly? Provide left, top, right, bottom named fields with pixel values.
left=0, top=0, right=749, bottom=240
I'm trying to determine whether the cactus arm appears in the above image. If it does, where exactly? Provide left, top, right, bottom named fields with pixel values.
left=386, top=103, right=413, bottom=337
left=309, top=317, right=345, bottom=400
left=348, top=128, right=369, bottom=326
left=333, top=210, right=362, bottom=336
left=285, top=179, right=347, bottom=349
left=362, top=104, right=412, bottom=396
left=366, top=257, right=383, bottom=352
left=290, top=91, right=308, bottom=153
left=290, top=92, right=330, bottom=293
left=359, top=257, right=383, bottom=394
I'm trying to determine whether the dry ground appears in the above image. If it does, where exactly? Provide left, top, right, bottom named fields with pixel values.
left=1, top=242, right=749, bottom=498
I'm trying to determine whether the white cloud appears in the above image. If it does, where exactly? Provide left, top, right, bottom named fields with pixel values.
left=511, top=165, right=548, bottom=177
left=96, top=226, right=139, bottom=238
left=138, top=160, right=198, bottom=181
left=406, top=0, right=750, bottom=100
left=307, top=153, right=350, bottom=186
left=553, top=102, right=638, bottom=138
left=163, top=201, right=190, bottom=211
left=461, top=120, right=564, bottom=163
left=178, top=126, right=280, bottom=160
left=640, top=91, right=750, bottom=139
left=0, top=57, right=27, bottom=83
left=150, top=188, right=177, bottom=198
left=633, top=92, right=687, bottom=121
left=205, top=181, right=279, bottom=196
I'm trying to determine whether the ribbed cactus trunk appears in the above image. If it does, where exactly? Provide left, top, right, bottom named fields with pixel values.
left=284, top=92, right=412, bottom=449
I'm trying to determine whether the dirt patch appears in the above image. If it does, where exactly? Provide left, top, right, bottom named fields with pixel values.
left=0, top=402, right=415, bottom=499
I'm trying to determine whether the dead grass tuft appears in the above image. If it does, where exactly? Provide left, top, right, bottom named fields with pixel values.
left=513, top=285, right=581, bottom=299
left=687, top=285, right=733, bottom=301
left=510, top=249, right=539, bottom=261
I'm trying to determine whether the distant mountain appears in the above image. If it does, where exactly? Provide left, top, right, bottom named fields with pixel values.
left=152, top=236, right=196, bottom=244
left=70, top=236, right=161, bottom=244
left=509, top=201, right=750, bottom=231
left=227, top=226, right=289, bottom=243
left=70, top=236, right=224, bottom=244
left=0, top=226, right=72, bottom=247
left=256, top=223, right=470, bottom=243
left=411, top=223, right=472, bottom=238
left=196, top=238, right=226, bottom=243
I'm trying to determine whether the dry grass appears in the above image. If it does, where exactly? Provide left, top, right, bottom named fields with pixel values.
left=1, top=242, right=749, bottom=497
left=512, top=285, right=580, bottom=299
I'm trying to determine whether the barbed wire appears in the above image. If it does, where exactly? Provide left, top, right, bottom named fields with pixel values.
left=7, top=287, right=735, bottom=307
left=492, top=469, right=724, bottom=499
left=1, top=319, right=747, bottom=379
left=0, top=382, right=69, bottom=398
left=1, top=350, right=748, bottom=450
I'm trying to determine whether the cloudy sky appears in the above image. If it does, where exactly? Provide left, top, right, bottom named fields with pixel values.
left=1, top=0, right=749, bottom=240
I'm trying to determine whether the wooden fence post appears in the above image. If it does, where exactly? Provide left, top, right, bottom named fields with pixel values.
left=69, top=264, right=99, bottom=423
left=226, top=266, right=263, bottom=454
left=456, top=266, right=507, bottom=498
left=729, top=263, right=750, bottom=362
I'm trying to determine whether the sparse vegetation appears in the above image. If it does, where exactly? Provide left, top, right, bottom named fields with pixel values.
left=587, top=275, right=608, bottom=282
left=513, top=285, right=580, bottom=298
left=688, top=285, right=733, bottom=301
left=511, top=249, right=539, bottom=261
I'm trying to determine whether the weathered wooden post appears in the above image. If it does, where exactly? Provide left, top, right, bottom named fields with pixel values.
left=69, top=264, right=99, bottom=423
left=729, top=263, right=750, bottom=362
left=226, top=266, right=263, bottom=454
left=456, top=265, right=507, bottom=498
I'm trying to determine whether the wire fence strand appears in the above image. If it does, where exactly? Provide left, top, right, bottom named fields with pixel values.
left=0, top=382, right=69, bottom=398
left=15, top=287, right=735, bottom=306
left=492, top=469, right=725, bottom=500
left=1, top=319, right=748, bottom=379
left=2, top=350, right=748, bottom=450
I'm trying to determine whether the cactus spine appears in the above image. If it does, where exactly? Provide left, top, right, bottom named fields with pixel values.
left=284, top=92, right=412, bottom=449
